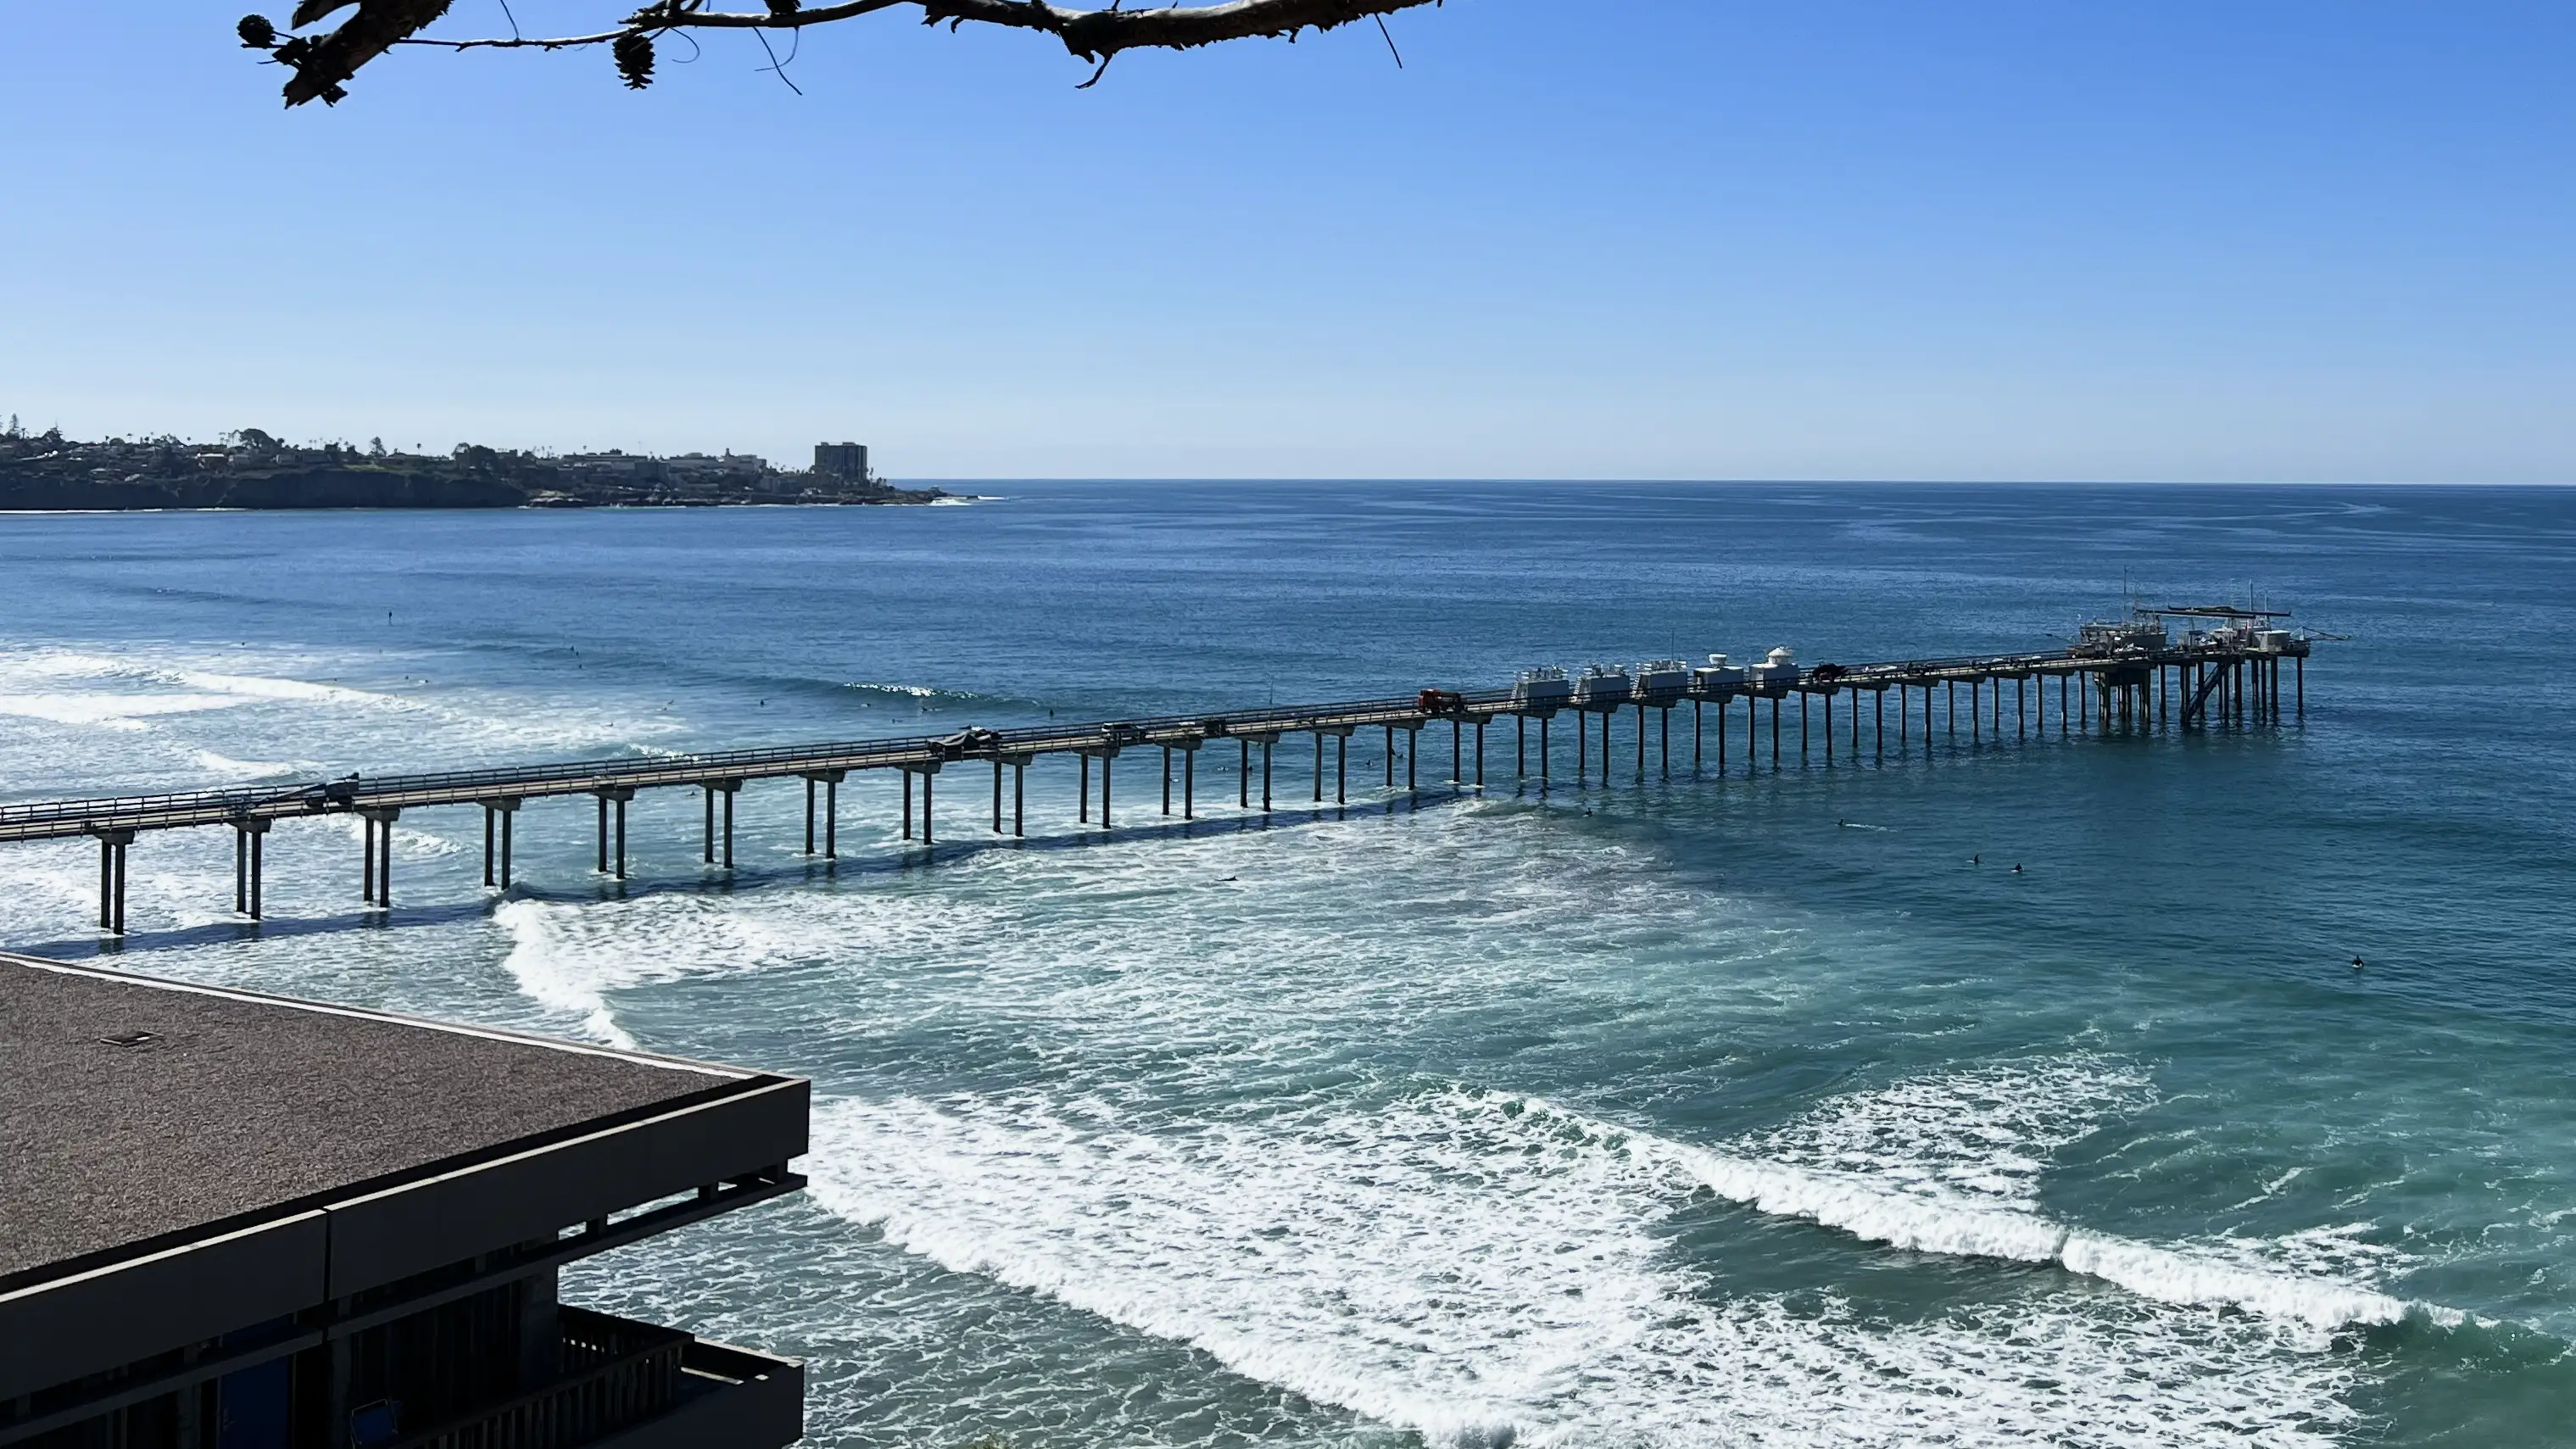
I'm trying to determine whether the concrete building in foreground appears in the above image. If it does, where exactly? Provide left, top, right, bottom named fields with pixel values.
left=0, top=952, right=806, bottom=1449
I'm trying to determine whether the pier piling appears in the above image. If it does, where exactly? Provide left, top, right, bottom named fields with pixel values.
left=478, top=800, right=516, bottom=889
left=95, top=829, right=134, bottom=934
left=234, top=818, right=269, bottom=917
left=2, top=621, right=2315, bottom=902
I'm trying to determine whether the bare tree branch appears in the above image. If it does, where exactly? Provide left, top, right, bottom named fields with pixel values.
left=244, top=0, right=1448, bottom=107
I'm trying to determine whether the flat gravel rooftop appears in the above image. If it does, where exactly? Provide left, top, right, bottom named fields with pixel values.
left=0, top=953, right=751, bottom=1290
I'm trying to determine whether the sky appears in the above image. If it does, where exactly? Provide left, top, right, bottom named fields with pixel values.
left=3, top=3, right=2572, bottom=482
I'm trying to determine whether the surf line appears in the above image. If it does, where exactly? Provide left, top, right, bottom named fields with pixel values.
left=1550, top=1100, right=2434, bottom=1331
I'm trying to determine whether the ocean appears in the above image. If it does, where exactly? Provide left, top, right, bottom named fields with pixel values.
left=3, top=482, right=2573, bottom=1447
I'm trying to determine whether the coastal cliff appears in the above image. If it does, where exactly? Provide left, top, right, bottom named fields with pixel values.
left=0, top=429, right=943, bottom=510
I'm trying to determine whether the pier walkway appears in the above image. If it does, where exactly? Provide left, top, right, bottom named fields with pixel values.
left=0, top=613, right=2313, bottom=933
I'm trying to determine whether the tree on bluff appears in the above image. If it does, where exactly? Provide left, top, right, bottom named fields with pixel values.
left=237, top=0, right=1447, bottom=108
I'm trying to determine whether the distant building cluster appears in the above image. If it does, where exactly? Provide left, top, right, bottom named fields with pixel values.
left=0, top=420, right=935, bottom=510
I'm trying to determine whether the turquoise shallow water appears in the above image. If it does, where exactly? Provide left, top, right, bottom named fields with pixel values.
left=3, top=482, right=2575, bottom=1446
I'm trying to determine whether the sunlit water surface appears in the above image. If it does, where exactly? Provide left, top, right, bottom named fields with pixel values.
left=5, top=482, right=2574, bottom=1447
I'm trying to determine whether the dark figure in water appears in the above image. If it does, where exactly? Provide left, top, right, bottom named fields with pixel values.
left=2352, top=956, right=2367, bottom=970
left=1971, top=855, right=1981, bottom=867
left=2013, top=864, right=2024, bottom=874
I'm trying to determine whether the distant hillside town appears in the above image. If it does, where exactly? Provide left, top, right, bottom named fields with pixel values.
left=0, top=421, right=942, bottom=510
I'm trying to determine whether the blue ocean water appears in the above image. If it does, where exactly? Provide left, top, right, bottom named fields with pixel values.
left=4, top=482, right=2575, bottom=1446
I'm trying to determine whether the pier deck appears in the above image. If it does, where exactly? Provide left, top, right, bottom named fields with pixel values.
left=0, top=621, right=2312, bottom=933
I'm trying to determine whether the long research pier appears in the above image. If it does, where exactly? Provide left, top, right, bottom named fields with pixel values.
left=2, top=610, right=2316, bottom=933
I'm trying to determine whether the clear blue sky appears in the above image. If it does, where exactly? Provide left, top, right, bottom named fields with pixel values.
left=4, top=3, right=2572, bottom=481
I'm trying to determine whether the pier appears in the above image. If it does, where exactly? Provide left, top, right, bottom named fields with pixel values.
left=0, top=609, right=2312, bottom=933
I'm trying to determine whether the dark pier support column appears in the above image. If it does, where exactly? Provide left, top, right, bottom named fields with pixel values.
left=1658, top=708, right=1669, bottom=778
left=1875, top=688, right=1885, bottom=759
left=2016, top=677, right=2026, bottom=738
left=1264, top=739, right=1276, bottom=811
left=1948, top=681, right=1957, bottom=739
left=704, top=783, right=721, bottom=857
left=1693, top=700, right=1703, bottom=772
left=234, top=818, right=270, bottom=918
left=1899, top=686, right=1909, bottom=754
left=1969, top=681, right=1981, bottom=742
left=1540, top=715, right=1553, bottom=786
left=1410, top=725, right=1423, bottom=793
left=1576, top=711, right=1588, bottom=783
left=1849, top=688, right=1859, bottom=755
left=693, top=784, right=725, bottom=871
left=1078, top=755, right=1090, bottom=824
left=1771, top=696, right=1782, bottom=770
left=1634, top=704, right=1647, bottom=782
left=362, top=808, right=399, bottom=906
left=1823, top=691, right=1834, bottom=764
left=1241, top=739, right=1252, bottom=808
left=1748, top=694, right=1759, bottom=774
left=1602, top=707, right=1613, bottom=780
left=1014, top=760, right=1028, bottom=836
left=95, top=829, right=135, bottom=934
left=802, top=771, right=845, bottom=856
left=1518, top=715, right=1528, bottom=777
left=918, top=768, right=936, bottom=845
left=1799, top=693, right=1809, bottom=762
left=1475, top=720, right=1486, bottom=787
left=1163, top=747, right=1174, bottom=816
left=1458, top=717, right=1469, bottom=788
left=478, top=800, right=518, bottom=889
left=1097, top=755, right=1109, bottom=830
left=1386, top=725, right=1397, bottom=787
left=1185, top=743, right=1199, bottom=817
left=2296, top=655, right=2305, bottom=716
left=1339, top=733, right=1351, bottom=803
left=1313, top=732, right=1325, bottom=804
left=995, top=760, right=1006, bottom=833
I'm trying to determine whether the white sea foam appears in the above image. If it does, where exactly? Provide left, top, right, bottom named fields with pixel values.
left=806, top=1084, right=2367, bottom=1447
left=188, top=750, right=309, bottom=779
left=478, top=811, right=2421, bottom=1441
left=1734, top=1056, right=2159, bottom=1207
left=0, top=645, right=678, bottom=763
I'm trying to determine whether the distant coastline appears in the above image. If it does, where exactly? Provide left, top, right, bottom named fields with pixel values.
left=0, top=426, right=942, bottom=511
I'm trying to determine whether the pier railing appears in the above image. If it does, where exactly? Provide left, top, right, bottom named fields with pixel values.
left=0, top=637, right=2301, bottom=846
left=3, top=627, right=2317, bottom=932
